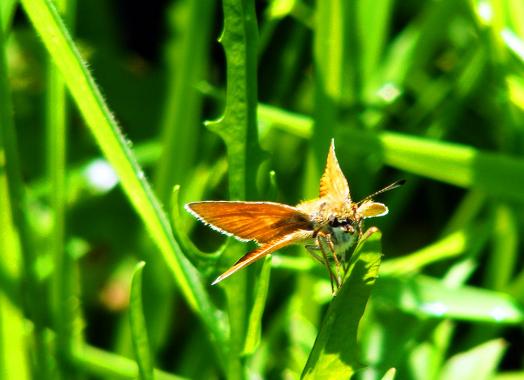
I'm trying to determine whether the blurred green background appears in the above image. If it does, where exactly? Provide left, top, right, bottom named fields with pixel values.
left=2, top=0, right=524, bottom=379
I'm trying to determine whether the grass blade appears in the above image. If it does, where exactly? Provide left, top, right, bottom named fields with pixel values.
left=154, top=0, right=216, bottom=203
left=129, top=262, right=155, bottom=380
left=0, top=294, right=31, bottom=380
left=302, top=228, right=383, bottom=379
left=374, top=275, right=524, bottom=324
left=45, top=1, right=82, bottom=376
left=439, top=339, right=506, bottom=380
left=258, top=104, right=524, bottom=202
left=381, top=224, right=489, bottom=276
left=0, top=4, right=54, bottom=378
left=0, top=0, right=16, bottom=32
left=243, top=255, right=272, bottom=354
left=19, top=0, right=227, bottom=352
left=73, top=345, right=186, bottom=380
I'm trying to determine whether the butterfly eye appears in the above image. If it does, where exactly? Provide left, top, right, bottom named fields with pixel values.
left=329, top=218, right=341, bottom=227
left=329, top=218, right=350, bottom=228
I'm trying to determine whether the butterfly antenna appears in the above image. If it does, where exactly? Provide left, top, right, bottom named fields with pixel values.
left=360, top=179, right=406, bottom=203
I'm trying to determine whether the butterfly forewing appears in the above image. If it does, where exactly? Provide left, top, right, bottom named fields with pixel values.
left=185, top=201, right=313, bottom=244
left=319, top=139, right=350, bottom=200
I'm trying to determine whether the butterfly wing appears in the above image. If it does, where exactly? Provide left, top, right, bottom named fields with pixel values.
left=185, top=201, right=313, bottom=244
left=211, top=230, right=312, bottom=285
left=319, top=139, right=350, bottom=200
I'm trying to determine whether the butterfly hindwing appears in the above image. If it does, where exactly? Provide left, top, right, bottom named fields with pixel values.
left=212, top=230, right=312, bottom=284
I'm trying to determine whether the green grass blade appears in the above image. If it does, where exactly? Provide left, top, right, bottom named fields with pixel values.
left=370, top=130, right=524, bottom=201
left=0, top=4, right=54, bottom=378
left=381, top=223, right=489, bottom=276
left=375, top=275, right=524, bottom=324
left=439, top=339, right=506, bottom=380
left=257, top=104, right=524, bottom=201
left=0, top=294, right=31, bottom=380
left=302, top=229, right=383, bottom=379
left=19, top=0, right=227, bottom=350
left=0, top=52, right=29, bottom=376
left=305, top=0, right=348, bottom=198
left=484, top=204, right=518, bottom=291
left=0, top=0, right=16, bottom=32
left=154, top=0, right=215, bottom=204
left=45, top=1, right=82, bottom=375
left=243, top=255, right=272, bottom=355
left=381, top=368, right=397, bottom=380
left=129, top=262, right=155, bottom=380
left=73, top=345, right=186, bottom=380
left=493, top=372, right=524, bottom=380
left=358, top=0, right=393, bottom=85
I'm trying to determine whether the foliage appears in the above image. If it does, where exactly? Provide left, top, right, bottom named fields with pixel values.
left=1, top=0, right=524, bottom=379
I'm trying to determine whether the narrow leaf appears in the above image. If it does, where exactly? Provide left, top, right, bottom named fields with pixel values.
left=19, top=0, right=227, bottom=352
left=73, top=344, right=186, bottom=380
left=243, top=255, right=272, bottom=354
left=302, top=229, right=383, bottom=379
left=129, top=262, right=155, bottom=380
left=258, top=104, right=524, bottom=202
left=439, top=339, right=506, bottom=380
left=374, top=275, right=524, bottom=324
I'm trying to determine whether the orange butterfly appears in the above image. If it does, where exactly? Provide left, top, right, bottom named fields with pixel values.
left=186, top=140, right=404, bottom=291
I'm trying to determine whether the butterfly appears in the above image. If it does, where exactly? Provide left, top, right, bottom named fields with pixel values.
left=186, top=140, right=404, bottom=292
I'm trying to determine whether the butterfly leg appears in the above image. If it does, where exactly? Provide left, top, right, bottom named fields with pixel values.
left=316, top=235, right=340, bottom=293
left=304, top=245, right=325, bottom=264
left=323, top=234, right=343, bottom=287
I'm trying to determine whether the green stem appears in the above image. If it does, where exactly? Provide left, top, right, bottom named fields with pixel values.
left=0, top=4, right=53, bottom=379
left=46, top=0, right=81, bottom=377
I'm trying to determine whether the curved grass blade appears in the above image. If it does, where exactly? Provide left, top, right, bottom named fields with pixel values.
left=129, top=262, right=154, bottom=380
left=302, top=228, right=383, bottom=379
left=19, top=0, right=227, bottom=351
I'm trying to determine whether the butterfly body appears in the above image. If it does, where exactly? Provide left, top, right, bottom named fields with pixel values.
left=186, top=140, right=404, bottom=291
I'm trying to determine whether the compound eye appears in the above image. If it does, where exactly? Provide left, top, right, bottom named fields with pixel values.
left=329, top=217, right=342, bottom=227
